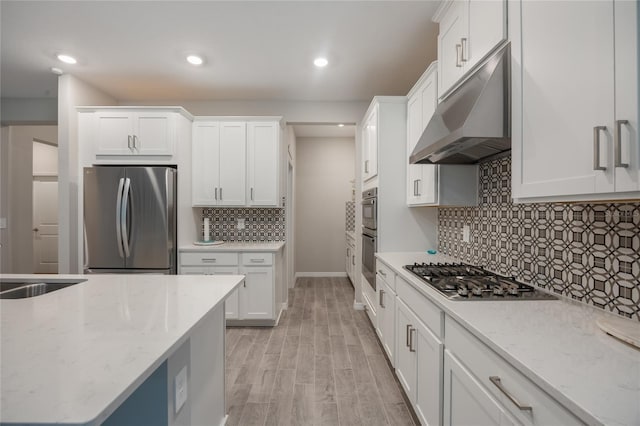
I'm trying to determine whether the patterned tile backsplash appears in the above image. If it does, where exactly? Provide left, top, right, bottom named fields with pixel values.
left=345, top=201, right=355, bottom=232
left=201, top=208, right=285, bottom=242
left=438, top=155, right=640, bottom=320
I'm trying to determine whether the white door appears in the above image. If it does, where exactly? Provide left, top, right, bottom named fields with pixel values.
left=415, top=317, right=444, bottom=426
left=210, top=266, right=240, bottom=320
left=192, top=122, right=221, bottom=205
left=380, top=279, right=396, bottom=365
left=33, top=179, right=58, bottom=273
left=247, top=121, right=279, bottom=206
left=443, top=350, right=517, bottom=426
left=438, top=0, right=467, bottom=97
left=240, top=266, right=273, bottom=320
left=513, top=0, right=615, bottom=199
left=467, top=0, right=506, bottom=69
left=218, top=122, right=246, bottom=205
left=95, top=112, right=134, bottom=155
left=395, top=299, right=417, bottom=402
left=134, top=112, right=174, bottom=155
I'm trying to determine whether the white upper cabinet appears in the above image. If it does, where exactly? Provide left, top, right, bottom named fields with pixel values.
left=91, top=108, right=182, bottom=158
left=247, top=122, right=280, bottom=206
left=362, top=104, right=379, bottom=183
left=406, top=62, right=478, bottom=207
left=192, top=118, right=281, bottom=207
left=434, top=0, right=507, bottom=99
left=510, top=0, right=639, bottom=202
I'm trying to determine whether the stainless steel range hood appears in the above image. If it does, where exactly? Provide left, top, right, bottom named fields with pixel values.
left=410, top=42, right=511, bottom=164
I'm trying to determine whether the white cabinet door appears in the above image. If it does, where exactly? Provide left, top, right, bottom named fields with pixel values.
left=248, top=121, right=279, bottom=206
left=133, top=111, right=174, bottom=156
left=467, top=0, right=506, bottom=70
left=414, top=315, right=444, bottom=426
left=379, top=278, right=396, bottom=366
left=613, top=0, right=640, bottom=193
left=218, top=122, right=246, bottom=206
left=437, top=0, right=467, bottom=97
left=443, top=350, right=517, bottom=426
left=395, top=299, right=417, bottom=402
left=209, top=266, right=241, bottom=320
left=362, top=105, right=378, bottom=182
left=407, top=67, right=438, bottom=206
left=95, top=112, right=134, bottom=155
left=512, top=0, right=615, bottom=199
left=240, top=266, right=274, bottom=320
left=192, top=122, right=221, bottom=206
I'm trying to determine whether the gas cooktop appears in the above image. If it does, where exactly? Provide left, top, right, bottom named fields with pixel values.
left=404, top=262, right=557, bottom=301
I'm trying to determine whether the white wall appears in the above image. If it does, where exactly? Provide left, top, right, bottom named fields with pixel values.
left=295, top=136, right=355, bottom=274
left=0, top=125, right=57, bottom=273
left=33, top=141, right=58, bottom=175
left=1, top=98, right=57, bottom=125
left=58, top=75, right=117, bottom=273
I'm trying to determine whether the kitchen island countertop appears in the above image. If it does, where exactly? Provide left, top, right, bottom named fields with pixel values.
left=376, top=252, right=639, bottom=426
left=0, top=273, right=243, bottom=425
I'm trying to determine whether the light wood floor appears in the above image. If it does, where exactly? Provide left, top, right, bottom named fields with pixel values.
left=225, top=276, right=416, bottom=426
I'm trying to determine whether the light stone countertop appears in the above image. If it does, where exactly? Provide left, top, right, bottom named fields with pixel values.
left=0, top=273, right=243, bottom=425
left=179, top=241, right=285, bottom=252
left=376, top=252, right=640, bottom=426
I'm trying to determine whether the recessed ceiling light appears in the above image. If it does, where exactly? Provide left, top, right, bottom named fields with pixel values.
left=187, top=55, right=204, bottom=66
left=314, top=57, right=328, bottom=67
left=57, top=54, right=77, bottom=64
left=337, top=124, right=345, bottom=127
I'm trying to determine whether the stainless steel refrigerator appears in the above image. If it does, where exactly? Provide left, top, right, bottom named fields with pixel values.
left=83, top=166, right=177, bottom=274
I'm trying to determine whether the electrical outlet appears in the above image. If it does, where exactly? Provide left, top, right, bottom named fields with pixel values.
left=237, top=218, right=245, bottom=230
left=462, top=225, right=471, bottom=243
left=174, top=366, right=188, bottom=414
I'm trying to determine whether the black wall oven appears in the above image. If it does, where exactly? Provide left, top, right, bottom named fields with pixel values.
left=361, top=188, right=377, bottom=291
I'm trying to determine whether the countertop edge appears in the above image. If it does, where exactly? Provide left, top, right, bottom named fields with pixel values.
left=179, top=242, right=285, bottom=252
left=375, top=252, right=612, bottom=426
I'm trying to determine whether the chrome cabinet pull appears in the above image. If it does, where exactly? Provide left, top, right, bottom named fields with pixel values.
left=251, top=187, right=254, bottom=201
left=127, top=135, right=133, bottom=150
left=593, top=126, right=607, bottom=171
left=250, top=258, right=265, bottom=263
left=220, top=188, right=223, bottom=200
left=615, top=119, right=629, bottom=168
left=455, top=44, right=463, bottom=67
left=461, top=38, right=468, bottom=62
left=413, top=179, right=418, bottom=196
left=378, top=269, right=386, bottom=277
left=352, top=255, right=355, bottom=266
left=416, top=179, right=421, bottom=196
left=379, top=289, right=385, bottom=308
left=364, top=160, right=369, bottom=173
left=202, top=258, right=217, bottom=263
left=406, top=324, right=411, bottom=347
left=133, top=135, right=138, bottom=150
left=409, top=327, right=416, bottom=352
left=489, top=376, right=533, bottom=412
left=214, top=187, right=218, bottom=200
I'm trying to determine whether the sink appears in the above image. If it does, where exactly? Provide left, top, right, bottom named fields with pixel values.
left=0, top=278, right=87, bottom=299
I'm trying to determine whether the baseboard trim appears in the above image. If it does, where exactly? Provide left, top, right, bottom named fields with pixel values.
left=353, top=302, right=366, bottom=310
left=295, top=272, right=348, bottom=278
left=220, top=414, right=229, bottom=426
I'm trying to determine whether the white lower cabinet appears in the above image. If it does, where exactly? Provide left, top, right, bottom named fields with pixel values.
left=179, top=251, right=278, bottom=325
left=346, top=233, right=356, bottom=284
left=395, top=298, right=443, bottom=426
left=444, top=350, right=518, bottom=426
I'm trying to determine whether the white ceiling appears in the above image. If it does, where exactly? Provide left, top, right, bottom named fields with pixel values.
left=0, top=1, right=440, bottom=103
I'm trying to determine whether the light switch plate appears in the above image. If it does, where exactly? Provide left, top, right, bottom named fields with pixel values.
left=462, top=225, right=470, bottom=243
left=174, top=366, right=188, bottom=413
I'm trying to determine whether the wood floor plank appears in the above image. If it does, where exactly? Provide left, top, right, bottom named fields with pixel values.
left=337, top=395, right=364, bottom=426
left=315, top=325, right=331, bottom=356
left=227, top=335, right=255, bottom=369
left=295, top=343, right=314, bottom=384
left=279, top=335, right=300, bottom=370
left=347, top=344, right=374, bottom=384
left=330, top=334, right=352, bottom=370
left=259, top=353, right=281, bottom=371
left=247, top=369, right=278, bottom=403
left=299, top=319, right=315, bottom=346
left=237, top=402, right=269, bottom=426
left=226, top=383, right=252, bottom=426
left=334, top=368, right=357, bottom=397
left=356, top=382, right=390, bottom=426
left=291, top=383, right=314, bottom=426
left=264, top=326, right=286, bottom=355
left=383, top=402, right=416, bottom=426
left=314, top=354, right=335, bottom=404
left=316, top=402, right=339, bottom=425
left=368, top=354, right=405, bottom=403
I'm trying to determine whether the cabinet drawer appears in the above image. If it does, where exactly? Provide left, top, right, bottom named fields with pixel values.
left=376, top=261, right=395, bottom=291
left=241, top=252, right=273, bottom=266
left=445, top=318, right=583, bottom=426
left=396, top=275, right=443, bottom=338
left=180, top=252, right=239, bottom=266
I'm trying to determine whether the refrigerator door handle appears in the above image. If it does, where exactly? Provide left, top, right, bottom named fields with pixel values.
left=115, top=177, right=125, bottom=258
left=121, top=177, right=132, bottom=258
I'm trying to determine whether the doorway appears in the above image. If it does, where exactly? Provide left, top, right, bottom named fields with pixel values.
left=32, top=139, right=59, bottom=273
